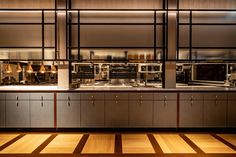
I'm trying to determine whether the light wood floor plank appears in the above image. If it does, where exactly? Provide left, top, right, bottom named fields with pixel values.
left=0, top=134, right=50, bottom=154
left=82, top=134, right=115, bottom=154
left=154, top=134, right=196, bottom=153
left=122, top=134, right=155, bottom=154
left=0, top=134, right=19, bottom=147
left=41, top=134, right=83, bottom=154
left=185, top=134, right=236, bottom=154
left=217, top=134, right=236, bottom=147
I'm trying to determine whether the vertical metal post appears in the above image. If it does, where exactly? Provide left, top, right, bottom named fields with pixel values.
left=78, top=10, right=80, bottom=61
left=189, top=11, right=192, bottom=60
left=154, top=11, right=157, bottom=60
left=42, top=10, right=45, bottom=60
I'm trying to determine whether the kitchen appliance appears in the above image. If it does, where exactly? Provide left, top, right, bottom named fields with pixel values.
left=109, top=64, right=137, bottom=80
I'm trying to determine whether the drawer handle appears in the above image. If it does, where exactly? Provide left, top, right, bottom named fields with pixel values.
left=41, top=96, right=43, bottom=100
left=16, top=102, right=18, bottom=107
left=16, top=96, right=19, bottom=100
left=67, top=96, right=70, bottom=101
left=41, top=102, right=43, bottom=107
left=67, top=101, right=70, bottom=106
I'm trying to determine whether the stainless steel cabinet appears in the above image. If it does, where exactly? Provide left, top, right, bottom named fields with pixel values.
left=105, top=100, right=128, bottom=127
left=30, top=93, right=54, bottom=128
left=57, top=93, right=80, bottom=128
left=154, top=93, right=177, bottom=128
left=129, top=100, right=153, bottom=127
left=204, top=93, right=227, bottom=127
left=30, top=101, right=54, bottom=128
left=81, top=100, right=104, bottom=128
left=6, top=93, right=29, bottom=100
left=227, top=93, right=236, bottom=127
left=57, top=100, right=80, bottom=128
left=179, top=93, right=204, bottom=127
left=6, top=100, right=30, bottom=128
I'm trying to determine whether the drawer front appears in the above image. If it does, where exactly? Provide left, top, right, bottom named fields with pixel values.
left=228, top=93, right=236, bottom=100
left=57, top=93, right=80, bottom=100
left=154, top=93, right=177, bottom=100
left=6, top=93, right=29, bottom=100
left=0, top=93, right=5, bottom=100
left=129, top=93, right=153, bottom=100
left=204, top=93, right=227, bottom=100
left=81, top=93, right=104, bottom=100
left=30, top=93, right=54, bottom=100
left=105, top=93, right=128, bottom=100
left=179, top=93, right=203, bottom=100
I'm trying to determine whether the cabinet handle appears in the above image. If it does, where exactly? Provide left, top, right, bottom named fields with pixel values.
left=67, top=96, right=70, bottom=101
left=116, top=101, right=118, bottom=104
left=140, top=95, right=143, bottom=99
left=41, top=96, right=43, bottom=101
left=191, top=95, right=193, bottom=101
left=115, top=95, right=118, bottom=98
left=16, top=96, right=19, bottom=100
left=67, top=101, right=70, bottom=106
left=41, top=102, right=43, bottom=107
left=164, top=101, right=167, bottom=106
left=91, top=101, right=94, bottom=105
left=91, top=95, right=94, bottom=99
left=215, top=95, right=218, bottom=100
left=16, top=102, right=18, bottom=107
left=164, top=96, right=167, bottom=101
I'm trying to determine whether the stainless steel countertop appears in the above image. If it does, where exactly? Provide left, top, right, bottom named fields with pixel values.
left=0, top=85, right=236, bottom=92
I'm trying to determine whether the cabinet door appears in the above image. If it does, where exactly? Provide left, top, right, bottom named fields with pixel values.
left=81, top=100, right=104, bottom=128
left=227, top=100, right=236, bottom=128
left=204, top=100, right=227, bottom=127
left=57, top=100, right=80, bottom=128
left=179, top=100, right=203, bottom=127
left=129, top=100, right=153, bottom=127
left=105, top=100, right=128, bottom=127
left=154, top=100, right=177, bottom=128
left=30, top=101, right=54, bottom=128
left=6, top=100, right=30, bottom=128
left=0, top=100, right=5, bottom=128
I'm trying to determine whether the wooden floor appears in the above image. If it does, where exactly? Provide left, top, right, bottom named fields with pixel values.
left=0, top=132, right=236, bottom=157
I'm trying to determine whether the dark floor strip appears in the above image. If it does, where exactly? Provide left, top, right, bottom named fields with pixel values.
left=115, top=133, right=122, bottom=154
left=179, top=133, right=205, bottom=154
left=73, top=134, right=89, bottom=154
left=0, top=134, right=26, bottom=151
left=210, top=133, right=236, bottom=151
left=147, top=134, right=163, bottom=154
left=31, top=134, right=58, bottom=155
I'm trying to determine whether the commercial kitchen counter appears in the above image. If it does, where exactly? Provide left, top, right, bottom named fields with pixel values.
left=0, top=85, right=236, bottom=92
left=0, top=85, right=235, bottom=129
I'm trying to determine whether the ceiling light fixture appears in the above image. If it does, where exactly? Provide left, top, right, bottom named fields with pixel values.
left=39, top=62, right=46, bottom=73
left=16, top=63, right=22, bottom=73
left=26, top=62, right=34, bottom=73
left=51, top=62, right=57, bottom=74
left=5, top=62, right=13, bottom=74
